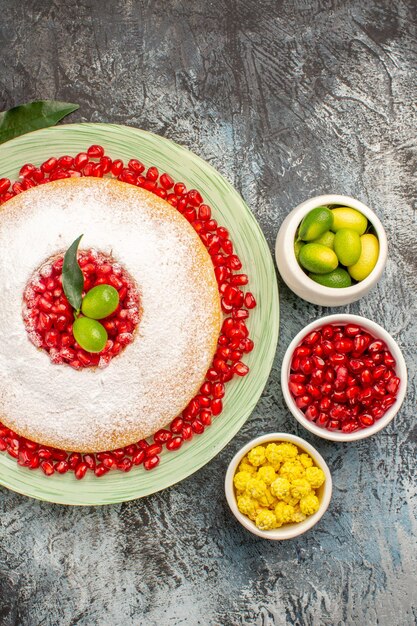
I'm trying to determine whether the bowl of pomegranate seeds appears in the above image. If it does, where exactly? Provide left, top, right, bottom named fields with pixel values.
left=275, top=194, right=388, bottom=306
left=281, top=314, right=407, bottom=441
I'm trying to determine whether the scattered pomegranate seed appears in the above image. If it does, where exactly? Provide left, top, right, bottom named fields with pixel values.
left=289, top=324, right=400, bottom=433
left=87, top=144, right=105, bottom=159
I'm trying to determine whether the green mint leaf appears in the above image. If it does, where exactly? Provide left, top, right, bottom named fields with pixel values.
left=62, top=235, right=84, bottom=312
left=0, top=100, right=79, bottom=144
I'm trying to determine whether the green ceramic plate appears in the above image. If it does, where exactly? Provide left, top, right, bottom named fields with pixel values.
left=0, top=123, right=279, bottom=505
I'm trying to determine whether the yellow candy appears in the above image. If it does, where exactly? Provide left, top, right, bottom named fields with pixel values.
left=237, top=495, right=259, bottom=520
left=292, top=506, right=307, bottom=523
left=247, top=445, right=266, bottom=467
left=238, top=459, right=257, bottom=475
left=264, top=443, right=281, bottom=469
left=276, top=442, right=299, bottom=462
left=300, top=493, right=320, bottom=516
left=274, top=501, right=295, bottom=525
left=258, top=488, right=277, bottom=508
left=270, top=476, right=291, bottom=499
left=255, top=509, right=277, bottom=531
left=282, top=494, right=300, bottom=507
left=257, top=465, right=276, bottom=485
left=245, top=477, right=267, bottom=500
left=291, top=478, right=312, bottom=500
left=233, top=470, right=252, bottom=492
left=299, top=453, right=314, bottom=469
left=279, top=459, right=305, bottom=481
left=305, top=466, right=326, bottom=489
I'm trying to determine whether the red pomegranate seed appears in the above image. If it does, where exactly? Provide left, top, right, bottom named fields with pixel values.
left=317, top=413, right=329, bottom=427
left=40, top=460, right=55, bottom=476
left=117, top=458, right=133, bottom=472
left=166, top=436, right=183, bottom=451
left=111, top=159, right=124, bottom=176
left=146, top=166, right=159, bottom=181
left=145, top=443, right=163, bottom=458
left=83, top=454, right=96, bottom=470
left=211, top=399, right=223, bottom=416
left=100, top=156, right=112, bottom=173
left=289, top=381, right=306, bottom=397
left=131, top=449, right=145, bottom=465
left=386, top=376, right=400, bottom=394
left=68, top=452, right=82, bottom=469
left=41, top=157, right=58, bottom=173
left=55, top=461, right=69, bottom=474
left=128, top=158, right=145, bottom=174
left=154, top=429, right=172, bottom=444
left=360, top=369, right=374, bottom=386
left=191, top=419, right=204, bottom=434
left=359, top=413, right=375, bottom=427
left=200, top=410, right=212, bottom=426
left=296, top=395, right=312, bottom=410
left=198, top=204, right=211, bottom=220
left=74, top=153, right=89, bottom=170
left=87, top=144, right=104, bottom=158
left=94, top=464, right=109, bottom=477
left=305, top=404, right=319, bottom=421
left=74, top=462, right=88, bottom=479
left=182, top=424, right=193, bottom=440
left=0, top=178, right=10, bottom=194
left=144, top=455, right=160, bottom=470
left=306, top=384, right=322, bottom=400
left=232, top=362, right=249, bottom=377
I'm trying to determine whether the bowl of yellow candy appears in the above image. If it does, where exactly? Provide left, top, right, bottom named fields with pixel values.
left=225, top=433, right=332, bottom=540
left=275, top=194, right=388, bottom=306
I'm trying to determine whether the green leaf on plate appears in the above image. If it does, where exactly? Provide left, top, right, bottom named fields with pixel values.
left=62, top=234, right=84, bottom=313
left=0, top=100, right=79, bottom=144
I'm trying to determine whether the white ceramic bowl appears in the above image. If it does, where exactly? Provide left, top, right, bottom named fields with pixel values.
left=225, top=432, right=332, bottom=540
left=281, top=314, right=407, bottom=442
left=275, top=194, right=388, bottom=306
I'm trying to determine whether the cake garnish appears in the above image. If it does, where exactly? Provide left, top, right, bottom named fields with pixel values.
left=62, top=235, right=120, bottom=353
left=62, top=234, right=84, bottom=313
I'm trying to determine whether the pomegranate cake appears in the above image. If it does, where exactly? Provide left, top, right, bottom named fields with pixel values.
left=0, top=177, right=222, bottom=452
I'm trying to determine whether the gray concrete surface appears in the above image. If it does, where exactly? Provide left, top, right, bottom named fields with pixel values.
left=0, top=1, right=416, bottom=624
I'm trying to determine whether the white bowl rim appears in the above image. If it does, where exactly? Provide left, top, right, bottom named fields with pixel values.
left=225, top=432, right=333, bottom=540
left=281, top=314, right=408, bottom=442
left=277, top=194, right=388, bottom=297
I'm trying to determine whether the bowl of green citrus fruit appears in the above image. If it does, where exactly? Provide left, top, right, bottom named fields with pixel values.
left=275, top=195, right=388, bottom=306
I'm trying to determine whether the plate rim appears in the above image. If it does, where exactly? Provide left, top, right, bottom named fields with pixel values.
left=0, top=122, right=279, bottom=505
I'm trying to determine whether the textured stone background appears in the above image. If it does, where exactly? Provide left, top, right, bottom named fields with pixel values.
left=0, top=1, right=416, bottom=624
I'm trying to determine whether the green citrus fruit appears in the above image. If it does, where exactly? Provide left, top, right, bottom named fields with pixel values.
left=73, top=317, right=108, bottom=353
left=348, top=234, right=379, bottom=281
left=334, top=228, right=362, bottom=266
left=298, top=243, right=339, bottom=274
left=294, top=240, right=305, bottom=261
left=330, top=207, right=368, bottom=234
left=298, top=206, right=334, bottom=241
left=312, top=230, right=335, bottom=250
left=81, top=284, right=119, bottom=320
left=309, top=267, right=352, bottom=288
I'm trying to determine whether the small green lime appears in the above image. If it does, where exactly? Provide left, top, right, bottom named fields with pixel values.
left=81, top=284, right=119, bottom=320
left=294, top=240, right=305, bottom=261
left=330, top=207, right=368, bottom=234
left=298, top=243, right=339, bottom=274
left=73, top=317, right=108, bottom=353
left=309, top=268, right=352, bottom=288
left=334, top=228, right=362, bottom=266
left=312, top=230, right=335, bottom=250
left=298, top=206, right=334, bottom=241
